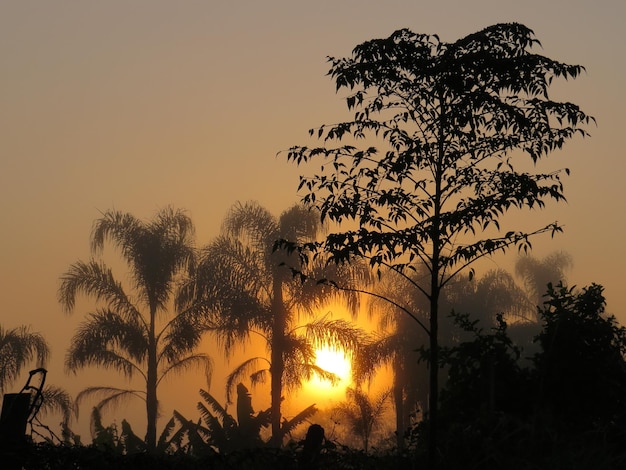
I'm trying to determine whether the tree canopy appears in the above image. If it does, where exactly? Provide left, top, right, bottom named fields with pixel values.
left=284, top=23, right=593, bottom=465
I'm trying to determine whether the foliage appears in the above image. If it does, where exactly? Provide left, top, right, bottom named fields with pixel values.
left=158, top=384, right=316, bottom=456
left=58, top=207, right=213, bottom=451
left=515, top=250, right=573, bottom=306
left=413, top=283, right=626, bottom=469
left=533, top=282, right=626, bottom=430
left=181, top=201, right=368, bottom=445
left=334, top=387, right=392, bottom=452
left=19, top=440, right=415, bottom=470
left=284, top=23, right=593, bottom=463
left=0, top=325, right=49, bottom=394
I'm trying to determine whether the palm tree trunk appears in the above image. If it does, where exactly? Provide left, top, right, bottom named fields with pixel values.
left=393, top=358, right=405, bottom=450
left=269, top=276, right=286, bottom=447
left=146, top=307, right=158, bottom=451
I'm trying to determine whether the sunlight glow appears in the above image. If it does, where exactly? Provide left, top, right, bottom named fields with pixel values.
left=301, top=346, right=353, bottom=403
left=315, top=347, right=351, bottom=382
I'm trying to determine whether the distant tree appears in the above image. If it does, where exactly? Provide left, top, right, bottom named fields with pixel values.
left=335, top=386, right=391, bottom=452
left=0, top=325, right=49, bottom=394
left=445, top=269, right=534, bottom=327
left=515, top=251, right=573, bottom=307
left=284, top=23, right=593, bottom=464
left=58, top=208, right=212, bottom=451
left=181, top=201, right=367, bottom=446
left=356, top=265, right=531, bottom=449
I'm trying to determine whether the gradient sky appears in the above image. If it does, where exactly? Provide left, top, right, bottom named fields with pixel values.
left=1, top=0, right=624, bottom=439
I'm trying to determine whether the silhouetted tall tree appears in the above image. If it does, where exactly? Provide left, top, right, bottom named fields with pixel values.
left=58, top=207, right=212, bottom=451
left=182, top=201, right=367, bottom=446
left=285, top=23, right=593, bottom=465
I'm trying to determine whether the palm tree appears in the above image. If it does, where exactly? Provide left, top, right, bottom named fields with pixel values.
left=182, top=201, right=368, bottom=446
left=356, top=265, right=534, bottom=449
left=335, top=386, right=391, bottom=452
left=0, top=325, right=49, bottom=394
left=58, top=207, right=212, bottom=451
left=515, top=251, right=573, bottom=308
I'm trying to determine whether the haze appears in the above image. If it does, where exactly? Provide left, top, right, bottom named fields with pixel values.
left=1, top=0, right=624, bottom=440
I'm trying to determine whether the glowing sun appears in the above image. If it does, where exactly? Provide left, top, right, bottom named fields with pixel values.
left=304, top=348, right=352, bottom=400
left=315, top=347, right=351, bottom=380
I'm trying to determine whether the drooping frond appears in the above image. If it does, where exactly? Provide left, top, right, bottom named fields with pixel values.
left=158, top=312, right=212, bottom=365
left=223, top=201, right=280, bottom=257
left=198, top=388, right=232, bottom=425
left=190, top=237, right=274, bottom=355
left=58, top=260, right=141, bottom=322
left=352, top=334, right=401, bottom=385
left=160, top=411, right=209, bottom=454
left=157, top=353, right=212, bottom=388
left=38, top=385, right=77, bottom=429
left=515, top=251, right=573, bottom=303
left=224, top=357, right=271, bottom=404
left=281, top=404, right=318, bottom=437
left=65, top=309, right=147, bottom=377
left=304, top=316, right=369, bottom=353
left=278, top=204, right=321, bottom=244
left=76, top=386, right=144, bottom=420
left=0, top=325, right=49, bottom=393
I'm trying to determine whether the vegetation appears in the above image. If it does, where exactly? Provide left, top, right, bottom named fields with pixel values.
left=284, top=22, right=593, bottom=464
left=180, top=201, right=368, bottom=445
left=58, top=207, right=212, bottom=451
left=334, top=386, right=391, bottom=452
left=0, top=325, right=49, bottom=394
left=414, top=282, right=626, bottom=469
left=4, top=21, right=616, bottom=470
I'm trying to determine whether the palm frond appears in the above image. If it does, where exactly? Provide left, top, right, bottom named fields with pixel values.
left=223, top=201, right=280, bottom=257
left=157, top=353, right=212, bottom=388
left=352, top=333, right=400, bottom=385
left=58, top=260, right=142, bottom=321
left=304, top=316, right=369, bottom=353
left=0, top=325, right=49, bottom=393
left=224, top=357, right=270, bottom=403
left=198, top=389, right=232, bottom=424
left=39, top=385, right=76, bottom=428
left=76, top=386, right=144, bottom=419
left=281, top=404, right=318, bottom=437
left=65, top=310, right=146, bottom=377
left=158, top=313, right=211, bottom=364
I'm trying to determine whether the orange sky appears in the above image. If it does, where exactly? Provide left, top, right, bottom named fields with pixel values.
left=1, top=0, right=624, bottom=442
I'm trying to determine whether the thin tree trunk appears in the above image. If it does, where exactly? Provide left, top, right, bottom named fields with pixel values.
left=428, top=289, right=439, bottom=468
left=146, top=307, right=158, bottom=451
left=269, top=276, right=286, bottom=447
left=393, top=357, right=405, bottom=450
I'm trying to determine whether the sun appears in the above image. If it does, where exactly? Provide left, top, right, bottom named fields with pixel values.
left=301, top=346, right=352, bottom=402
left=315, top=347, right=352, bottom=381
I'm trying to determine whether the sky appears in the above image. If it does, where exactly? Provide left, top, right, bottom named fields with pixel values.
left=1, top=0, right=625, bottom=442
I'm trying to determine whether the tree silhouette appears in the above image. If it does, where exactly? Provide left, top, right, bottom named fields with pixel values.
left=58, top=207, right=212, bottom=451
left=515, top=251, right=573, bottom=308
left=182, top=201, right=367, bottom=446
left=284, top=23, right=593, bottom=465
left=334, top=386, right=391, bottom=452
left=0, top=325, right=49, bottom=395
left=356, top=265, right=531, bottom=449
